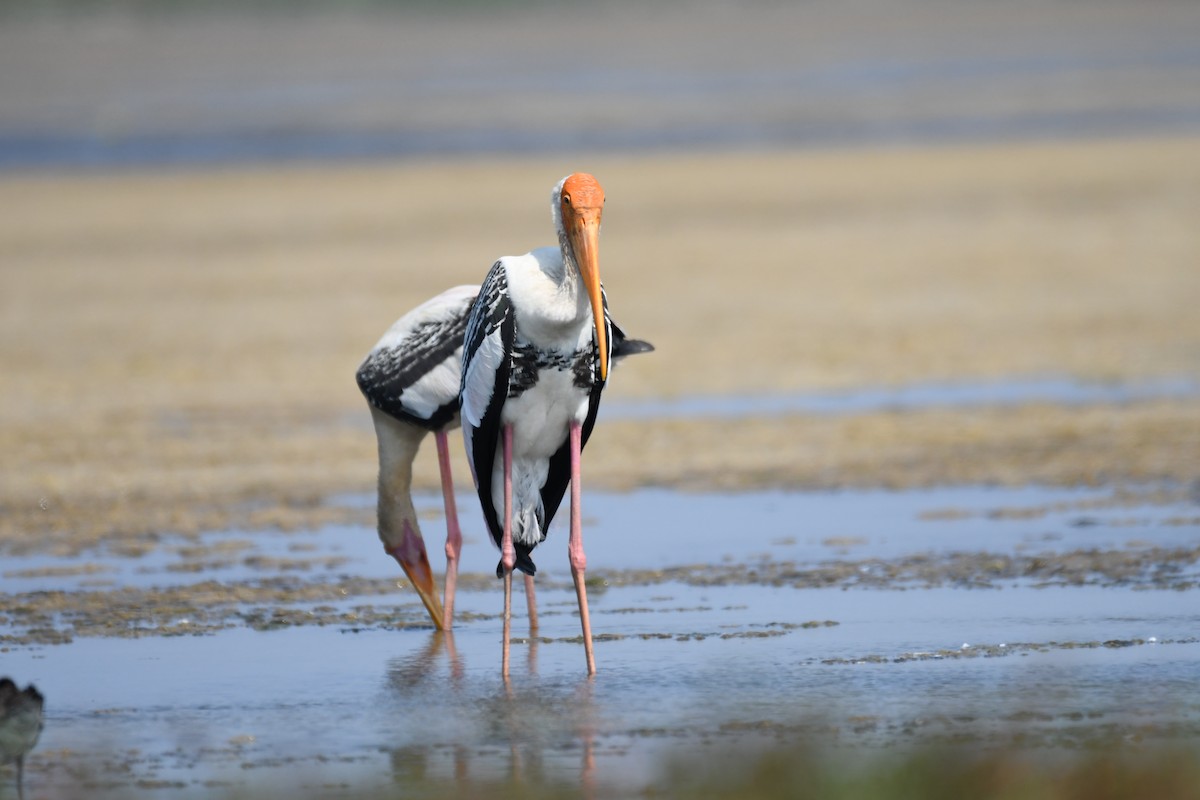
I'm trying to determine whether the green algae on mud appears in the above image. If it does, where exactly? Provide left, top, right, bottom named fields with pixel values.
left=652, top=743, right=1200, bottom=800
left=3, top=543, right=1196, bottom=648
left=4, top=484, right=1199, bottom=649
left=18, top=743, right=1200, bottom=800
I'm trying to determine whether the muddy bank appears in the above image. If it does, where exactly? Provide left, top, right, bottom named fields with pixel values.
left=3, top=138, right=1199, bottom=551
left=5, top=485, right=1197, bottom=648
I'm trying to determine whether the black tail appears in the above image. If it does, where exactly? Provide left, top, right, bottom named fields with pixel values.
left=495, top=544, right=537, bottom=579
left=613, top=336, right=654, bottom=358
left=611, top=319, right=655, bottom=361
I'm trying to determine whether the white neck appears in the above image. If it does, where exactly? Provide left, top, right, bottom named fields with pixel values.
left=549, top=175, right=577, bottom=283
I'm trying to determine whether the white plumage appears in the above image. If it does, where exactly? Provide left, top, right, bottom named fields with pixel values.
left=361, top=284, right=478, bottom=429
left=459, top=172, right=621, bottom=676
left=356, top=284, right=478, bottom=630
left=358, top=276, right=650, bottom=636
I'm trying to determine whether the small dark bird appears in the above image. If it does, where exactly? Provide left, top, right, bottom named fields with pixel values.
left=0, top=678, right=44, bottom=800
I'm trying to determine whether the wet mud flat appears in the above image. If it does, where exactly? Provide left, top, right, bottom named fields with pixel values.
left=3, top=485, right=1198, bottom=797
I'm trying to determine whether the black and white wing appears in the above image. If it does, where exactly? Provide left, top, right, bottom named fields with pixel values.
left=356, top=284, right=478, bottom=431
left=460, top=260, right=516, bottom=551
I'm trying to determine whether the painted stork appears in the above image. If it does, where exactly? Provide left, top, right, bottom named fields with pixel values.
left=357, top=282, right=651, bottom=632
left=0, top=677, right=44, bottom=800
left=357, top=284, right=476, bottom=630
left=461, top=172, right=627, bottom=676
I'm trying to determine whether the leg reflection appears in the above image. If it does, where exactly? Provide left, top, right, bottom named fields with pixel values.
left=384, top=630, right=469, bottom=791
left=527, top=630, right=539, bottom=677
left=524, top=574, right=539, bottom=631
left=385, top=629, right=449, bottom=691
left=383, top=622, right=601, bottom=794
left=575, top=678, right=598, bottom=798
left=494, top=665, right=600, bottom=796
left=442, top=630, right=463, bottom=686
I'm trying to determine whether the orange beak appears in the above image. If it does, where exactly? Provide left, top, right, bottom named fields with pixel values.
left=389, top=519, right=446, bottom=630
left=566, top=206, right=609, bottom=382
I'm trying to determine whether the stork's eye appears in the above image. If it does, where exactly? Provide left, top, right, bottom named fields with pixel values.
left=562, top=193, right=572, bottom=206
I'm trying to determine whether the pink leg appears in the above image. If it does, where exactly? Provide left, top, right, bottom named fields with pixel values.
left=435, top=429, right=462, bottom=630
left=568, top=421, right=596, bottom=675
left=524, top=574, right=539, bottom=630
left=501, top=425, right=515, bottom=679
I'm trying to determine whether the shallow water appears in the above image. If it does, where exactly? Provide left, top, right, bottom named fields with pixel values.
left=4, top=484, right=1197, bottom=593
left=601, top=376, right=1200, bottom=422
left=3, top=485, right=1198, bottom=796
left=14, top=624, right=1200, bottom=797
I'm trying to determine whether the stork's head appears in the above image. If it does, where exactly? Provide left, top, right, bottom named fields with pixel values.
left=558, top=173, right=608, bottom=381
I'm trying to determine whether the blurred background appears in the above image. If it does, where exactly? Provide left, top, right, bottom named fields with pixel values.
left=2, top=0, right=1199, bottom=169
left=3, top=4, right=1200, bottom=797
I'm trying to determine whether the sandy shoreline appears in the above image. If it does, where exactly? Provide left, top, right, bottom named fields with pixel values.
left=2, top=137, right=1198, bottom=553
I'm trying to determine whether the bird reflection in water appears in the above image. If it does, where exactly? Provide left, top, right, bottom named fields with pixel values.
left=383, top=632, right=597, bottom=796
left=385, top=630, right=464, bottom=692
